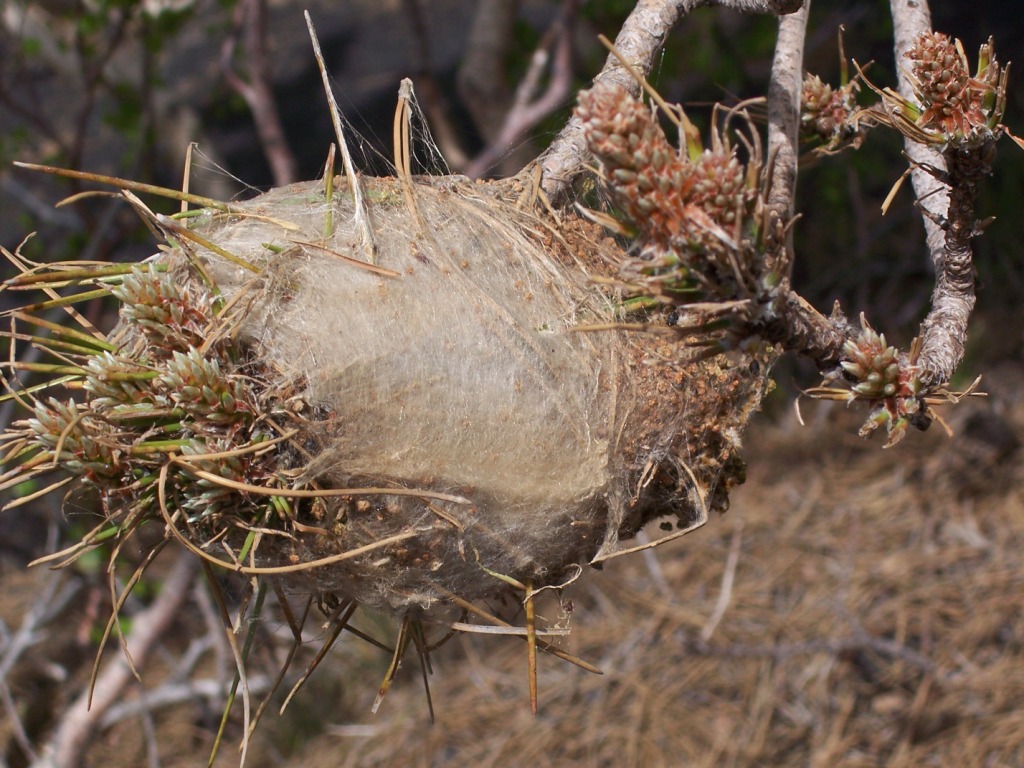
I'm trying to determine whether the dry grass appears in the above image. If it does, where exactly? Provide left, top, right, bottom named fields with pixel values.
left=260, top=364, right=1024, bottom=768
left=3, top=364, right=1022, bottom=767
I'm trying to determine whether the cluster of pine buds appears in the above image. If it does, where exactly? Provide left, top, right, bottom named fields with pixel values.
left=20, top=267, right=278, bottom=525
left=905, top=32, right=1002, bottom=141
left=576, top=82, right=761, bottom=306
left=28, top=399, right=123, bottom=481
left=155, top=348, right=248, bottom=427
left=838, top=317, right=924, bottom=447
left=800, top=74, right=861, bottom=151
left=111, top=267, right=211, bottom=352
left=178, top=437, right=251, bottom=521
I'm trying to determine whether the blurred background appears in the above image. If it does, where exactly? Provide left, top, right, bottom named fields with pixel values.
left=1, top=1, right=1023, bottom=765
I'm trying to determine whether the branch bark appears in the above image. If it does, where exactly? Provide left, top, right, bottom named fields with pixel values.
left=719, top=0, right=803, bottom=10
left=889, top=0, right=947, bottom=260
left=890, top=0, right=978, bottom=387
left=752, top=2, right=858, bottom=369
left=764, top=1, right=809, bottom=275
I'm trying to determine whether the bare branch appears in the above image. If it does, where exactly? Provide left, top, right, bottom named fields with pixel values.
left=890, top=0, right=978, bottom=387
left=718, top=0, right=803, bottom=11
left=738, top=1, right=859, bottom=370
left=98, top=676, right=274, bottom=730
left=540, top=0, right=806, bottom=200
left=31, top=552, right=198, bottom=768
left=889, top=0, right=947, bottom=260
left=464, top=0, right=577, bottom=178
left=765, top=1, right=810, bottom=275
left=759, top=290, right=854, bottom=369
left=541, top=0, right=703, bottom=199
left=457, top=0, right=519, bottom=141
left=220, top=0, right=298, bottom=186
left=914, top=151, right=983, bottom=387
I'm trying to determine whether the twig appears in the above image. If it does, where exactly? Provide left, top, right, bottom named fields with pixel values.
left=193, top=571, right=231, bottom=685
left=888, top=0, right=947, bottom=262
left=139, top=697, right=160, bottom=768
left=97, top=676, right=274, bottom=730
left=0, top=571, right=80, bottom=764
left=700, top=521, right=744, bottom=642
left=201, top=562, right=255, bottom=768
left=0, top=572, right=80, bottom=682
left=525, top=580, right=538, bottom=715
left=304, top=11, right=377, bottom=263
left=635, top=530, right=674, bottom=602
left=279, top=601, right=356, bottom=715
left=220, top=0, right=298, bottom=186
left=31, top=551, right=198, bottom=768
left=464, top=0, right=578, bottom=179
left=1, top=677, right=37, bottom=761
left=457, top=0, right=519, bottom=144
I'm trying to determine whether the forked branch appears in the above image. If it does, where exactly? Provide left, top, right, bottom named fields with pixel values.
left=464, top=0, right=578, bottom=178
left=568, top=0, right=1005, bottom=445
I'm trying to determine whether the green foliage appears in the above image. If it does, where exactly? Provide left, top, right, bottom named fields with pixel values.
left=18, top=34, right=42, bottom=57
left=105, top=82, right=145, bottom=134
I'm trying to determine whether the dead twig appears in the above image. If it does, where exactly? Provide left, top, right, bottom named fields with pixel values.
left=457, top=0, right=520, bottom=147
left=30, top=551, right=198, bottom=768
left=464, top=0, right=578, bottom=179
left=305, top=11, right=377, bottom=263
left=700, top=520, right=744, bottom=643
left=220, top=0, right=298, bottom=186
